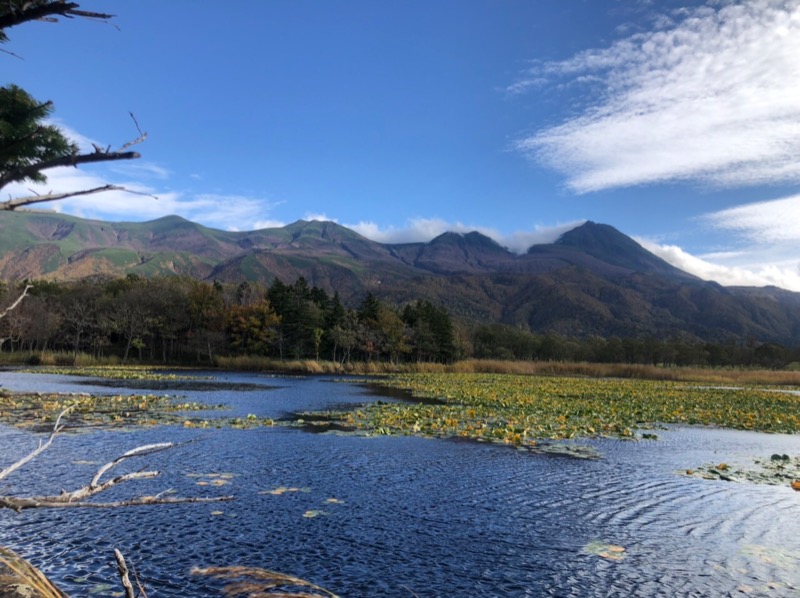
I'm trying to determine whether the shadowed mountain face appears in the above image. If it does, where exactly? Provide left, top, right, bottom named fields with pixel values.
left=2, top=211, right=799, bottom=344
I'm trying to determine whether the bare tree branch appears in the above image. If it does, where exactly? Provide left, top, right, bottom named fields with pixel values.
left=0, top=184, right=124, bottom=209
left=119, top=112, right=147, bottom=151
left=114, top=549, right=136, bottom=598
left=0, top=149, right=140, bottom=191
left=0, top=406, right=69, bottom=481
left=0, top=494, right=234, bottom=512
left=0, top=414, right=233, bottom=512
left=0, top=46, right=22, bottom=58
left=0, top=283, right=32, bottom=320
left=1, top=185, right=159, bottom=210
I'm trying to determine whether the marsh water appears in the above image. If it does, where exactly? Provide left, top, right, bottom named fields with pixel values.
left=0, top=369, right=799, bottom=597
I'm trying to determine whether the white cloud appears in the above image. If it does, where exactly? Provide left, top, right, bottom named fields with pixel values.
left=638, top=237, right=800, bottom=291
left=346, top=217, right=584, bottom=253
left=347, top=218, right=497, bottom=246
left=514, top=0, right=800, bottom=193
left=252, top=220, right=285, bottom=230
left=304, top=212, right=337, bottom=223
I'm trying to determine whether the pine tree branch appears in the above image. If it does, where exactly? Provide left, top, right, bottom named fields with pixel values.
left=0, top=2, right=114, bottom=33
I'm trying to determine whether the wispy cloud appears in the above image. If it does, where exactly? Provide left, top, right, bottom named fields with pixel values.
left=703, top=194, right=800, bottom=241
left=513, top=0, right=800, bottom=193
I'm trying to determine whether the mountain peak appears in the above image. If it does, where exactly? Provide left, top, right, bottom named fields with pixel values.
left=284, top=219, right=368, bottom=241
left=430, top=230, right=507, bottom=251
left=550, top=221, right=695, bottom=280
left=556, top=221, right=627, bottom=248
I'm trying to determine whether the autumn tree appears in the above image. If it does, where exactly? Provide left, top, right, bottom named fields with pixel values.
left=226, top=300, right=281, bottom=356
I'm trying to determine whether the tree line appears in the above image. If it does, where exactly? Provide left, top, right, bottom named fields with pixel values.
left=0, top=276, right=459, bottom=365
left=1, top=276, right=797, bottom=369
left=470, top=322, right=800, bottom=369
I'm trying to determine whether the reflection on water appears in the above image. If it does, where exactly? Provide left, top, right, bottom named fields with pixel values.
left=0, top=370, right=799, bottom=597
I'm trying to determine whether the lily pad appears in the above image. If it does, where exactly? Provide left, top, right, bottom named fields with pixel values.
left=260, top=486, right=311, bottom=496
left=684, top=454, right=800, bottom=489
left=303, top=510, right=327, bottom=518
left=583, top=541, right=626, bottom=561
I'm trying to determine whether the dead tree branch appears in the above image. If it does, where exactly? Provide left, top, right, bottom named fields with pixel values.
left=0, top=148, right=140, bottom=192
left=0, top=412, right=233, bottom=512
left=0, top=406, right=69, bottom=481
left=0, top=283, right=32, bottom=321
left=1, top=184, right=123, bottom=209
left=114, top=549, right=136, bottom=598
left=119, top=112, right=147, bottom=151
left=0, top=184, right=158, bottom=210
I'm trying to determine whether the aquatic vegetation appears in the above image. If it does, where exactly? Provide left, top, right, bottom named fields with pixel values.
left=0, top=390, right=226, bottom=430
left=326, top=373, right=800, bottom=447
left=582, top=541, right=626, bottom=561
left=303, top=509, right=327, bottom=518
left=260, top=486, right=312, bottom=496
left=685, top=453, right=800, bottom=489
left=21, top=365, right=212, bottom=382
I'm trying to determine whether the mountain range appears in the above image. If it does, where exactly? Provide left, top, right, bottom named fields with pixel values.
left=2, top=209, right=799, bottom=345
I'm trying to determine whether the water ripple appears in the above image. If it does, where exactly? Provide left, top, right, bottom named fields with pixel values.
left=1, top=372, right=799, bottom=597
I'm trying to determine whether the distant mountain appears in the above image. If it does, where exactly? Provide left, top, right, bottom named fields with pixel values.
left=2, top=210, right=799, bottom=345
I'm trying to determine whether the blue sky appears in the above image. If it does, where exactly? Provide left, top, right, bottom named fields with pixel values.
left=5, top=0, right=800, bottom=290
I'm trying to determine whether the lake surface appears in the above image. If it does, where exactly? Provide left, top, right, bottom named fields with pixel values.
left=1, top=369, right=799, bottom=597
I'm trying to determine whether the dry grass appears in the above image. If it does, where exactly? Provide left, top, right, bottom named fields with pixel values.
left=0, top=351, right=121, bottom=367
left=4, top=351, right=798, bottom=387
left=446, top=359, right=800, bottom=386
left=214, top=356, right=800, bottom=387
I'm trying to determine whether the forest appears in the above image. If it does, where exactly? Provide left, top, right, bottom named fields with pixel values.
left=0, top=276, right=797, bottom=369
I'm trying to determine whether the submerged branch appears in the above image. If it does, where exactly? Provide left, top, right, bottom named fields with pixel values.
left=0, top=406, right=69, bottom=481
left=0, top=413, right=232, bottom=511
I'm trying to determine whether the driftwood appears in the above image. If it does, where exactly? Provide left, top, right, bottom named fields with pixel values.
left=0, top=407, right=234, bottom=511
left=0, top=407, right=232, bottom=596
left=0, top=409, right=340, bottom=597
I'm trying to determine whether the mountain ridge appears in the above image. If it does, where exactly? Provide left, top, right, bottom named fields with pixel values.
left=2, top=210, right=799, bottom=345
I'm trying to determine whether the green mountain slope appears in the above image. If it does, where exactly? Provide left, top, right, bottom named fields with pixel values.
left=2, top=210, right=799, bottom=345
